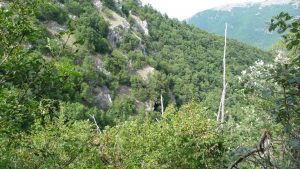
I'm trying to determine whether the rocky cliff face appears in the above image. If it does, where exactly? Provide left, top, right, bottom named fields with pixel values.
left=84, top=0, right=155, bottom=112
left=130, top=12, right=149, bottom=36
left=108, top=29, right=121, bottom=48
left=95, top=86, right=112, bottom=109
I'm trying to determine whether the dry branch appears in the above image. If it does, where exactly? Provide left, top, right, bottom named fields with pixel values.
left=217, top=23, right=227, bottom=127
left=89, top=114, right=101, bottom=134
left=161, top=92, right=164, bottom=116
left=228, top=129, right=272, bottom=169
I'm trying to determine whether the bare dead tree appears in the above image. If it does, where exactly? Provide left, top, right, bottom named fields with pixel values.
left=161, top=91, right=164, bottom=116
left=217, top=23, right=227, bottom=127
left=89, top=114, right=101, bottom=134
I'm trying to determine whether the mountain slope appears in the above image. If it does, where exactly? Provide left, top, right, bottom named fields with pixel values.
left=0, top=0, right=271, bottom=124
left=1, top=0, right=286, bottom=168
left=187, top=0, right=300, bottom=50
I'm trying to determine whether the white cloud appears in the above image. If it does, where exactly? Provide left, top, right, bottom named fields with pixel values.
left=140, top=0, right=264, bottom=20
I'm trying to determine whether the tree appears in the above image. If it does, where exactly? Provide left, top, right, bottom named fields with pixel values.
left=75, top=12, right=110, bottom=53
left=228, top=12, right=300, bottom=168
left=103, top=0, right=117, bottom=11
left=107, top=95, right=136, bottom=124
left=99, top=101, right=225, bottom=168
left=1, top=103, right=101, bottom=168
left=36, top=1, right=68, bottom=24
left=217, top=23, right=228, bottom=127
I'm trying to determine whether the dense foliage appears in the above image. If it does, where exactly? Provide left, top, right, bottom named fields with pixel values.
left=99, top=102, right=225, bottom=168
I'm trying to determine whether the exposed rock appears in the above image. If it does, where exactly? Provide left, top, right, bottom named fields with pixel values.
left=145, top=100, right=154, bottom=112
left=92, top=0, right=102, bottom=10
left=132, top=32, right=146, bottom=54
left=94, top=86, right=112, bottom=109
left=95, top=57, right=110, bottom=76
left=103, top=8, right=130, bottom=29
left=44, top=21, right=66, bottom=35
left=118, top=85, right=131, bottom=95
left=136, top=100, right=154, bottom=112
left=130, top=13, right=149, bottom=36
left=108, top=29, right=121, bottom=48
left=137, top=66, right=155, bottom=81
left=122, top=21, right=131, bottom=30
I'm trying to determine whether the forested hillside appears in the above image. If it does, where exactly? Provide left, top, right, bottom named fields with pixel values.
left=0, top=0, right=299, bottom=168
left=187, top=0, right=300, bottom=50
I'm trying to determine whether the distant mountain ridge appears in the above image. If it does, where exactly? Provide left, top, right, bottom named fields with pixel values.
left=187, top=0, right=300, bottom=50
left=213, top=0, right=295, bottom=11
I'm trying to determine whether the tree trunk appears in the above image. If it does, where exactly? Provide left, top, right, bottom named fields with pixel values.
left=161, top=92, right=164, bottom=116
left=217, top=23, right=227, bottom=126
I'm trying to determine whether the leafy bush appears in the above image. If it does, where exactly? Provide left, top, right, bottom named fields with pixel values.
left=102, top=0, right=118, bottom=12
left=0, top=108, right=100, bottom=168
left=128, top=50, right=146, bottom=69
left=104, top=50, right=133, bottom=85
left=120, top=32, right=140, bottom=51
left=122, top=0, right=139, bottom=16
left=82, top=55, right=106, bottom=87
left=75, top=13, right=110, bottom=53
left=104, top=50, right=128, bottom=74
left=65, top=0, right=84, bottom=16
left=36, top=2, right=68, bottom=24
left=107, top=95, right=137, bottom=124
left=99, top=102, right=225, bottom=168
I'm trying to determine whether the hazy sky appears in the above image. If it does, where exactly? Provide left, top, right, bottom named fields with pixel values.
left=140, top=0, right=264, bottom=20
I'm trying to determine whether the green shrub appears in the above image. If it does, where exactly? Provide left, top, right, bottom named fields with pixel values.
left=75, top=13, right=110, bottom=53
left=104, top=50, right=128, bottom=74
left=120, top=32, right=140, bottom=51
left=99, top=102, right=225, bottom=168
left=107, top=95, right=136, bottom=124
left=122, top=0, right=139, bottom=16
left=0, top=108, right=100, bottom=168
left=65, top=0, right=84, bottom=16
left=128, top=50, right=146, bottom=69
left=82, top=56, right=106, bottom=87
left=103, top=0, right=118, bottom=11
left=36, top=2, right=68, bottom=24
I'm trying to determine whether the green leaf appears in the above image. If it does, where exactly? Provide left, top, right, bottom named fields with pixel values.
left=289, top=139, right=300, bottom=148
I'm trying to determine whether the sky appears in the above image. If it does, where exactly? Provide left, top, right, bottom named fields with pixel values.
left=140, top=0, right=264, bottom=20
